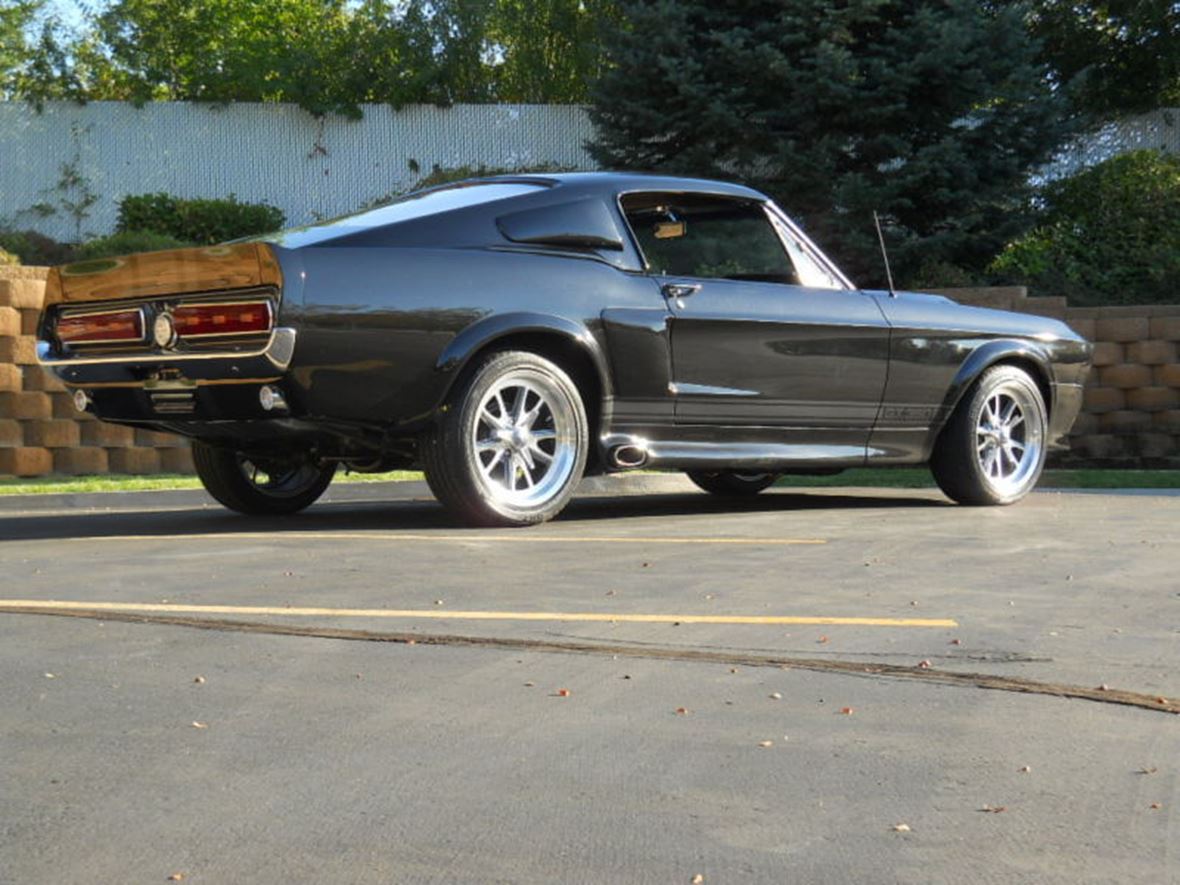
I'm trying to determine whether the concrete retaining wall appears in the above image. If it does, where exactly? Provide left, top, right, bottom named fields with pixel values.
left=2, top=269, right=1178, bottom=476
left=0, top=267, right=193, bottom=477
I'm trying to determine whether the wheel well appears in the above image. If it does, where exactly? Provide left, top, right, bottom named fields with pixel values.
left=990, top=357, right=1053, bottom=419
left=459, top=331, right=606, bottom=472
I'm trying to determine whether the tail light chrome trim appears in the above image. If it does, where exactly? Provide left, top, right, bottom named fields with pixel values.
left=171, top=300, right=274, bottom=339
left=55, top=305, right=146, bottom=346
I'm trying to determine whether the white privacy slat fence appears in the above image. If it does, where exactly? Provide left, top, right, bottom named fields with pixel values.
left=0, top=101, right=597, bottom=242
left=1, top=101, right=1175, bottom=243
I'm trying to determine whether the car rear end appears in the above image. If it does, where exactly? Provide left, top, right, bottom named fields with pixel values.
left=36, top=243, right=295, bottom=424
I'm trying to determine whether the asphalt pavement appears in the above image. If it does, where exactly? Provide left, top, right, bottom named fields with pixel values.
left=0, top=477, right=1176, bottom=884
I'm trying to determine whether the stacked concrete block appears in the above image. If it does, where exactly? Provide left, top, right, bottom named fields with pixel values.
left=0, top=266, right=194, bottom=478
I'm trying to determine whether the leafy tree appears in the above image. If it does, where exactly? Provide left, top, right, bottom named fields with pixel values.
left=13, top=0, right=619, bottom=114
left=488, top=0, right=621, bottom=102
left=991, top=150, right=1180, bottom=305
left=0, top=0, right=41, bottom=97
left=1028, top=0, right=1180, bottom=118
left=589, top=0, right=1077, bottom=285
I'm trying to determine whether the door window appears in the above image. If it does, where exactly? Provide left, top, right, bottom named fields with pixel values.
left=622, top=193, right=798, bottom=284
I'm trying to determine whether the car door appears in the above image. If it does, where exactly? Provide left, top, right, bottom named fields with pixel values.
left=621, top=193, right=891, bottom=446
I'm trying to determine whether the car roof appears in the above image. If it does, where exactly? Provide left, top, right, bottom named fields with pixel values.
left=473, top=171, right=769, bottom=203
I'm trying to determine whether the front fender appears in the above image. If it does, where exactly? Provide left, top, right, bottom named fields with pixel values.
left=937, top=339, right=1055, bottom=427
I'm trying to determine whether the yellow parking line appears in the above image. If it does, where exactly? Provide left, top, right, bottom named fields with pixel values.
left=34, top=531, right=827, bottom=547
left=0, top=599, right=956, bottom=627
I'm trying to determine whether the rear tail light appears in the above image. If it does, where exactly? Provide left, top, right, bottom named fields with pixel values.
left=56, top=308, right=145, bottom=345
left=172, top=301, right=273, bottom=338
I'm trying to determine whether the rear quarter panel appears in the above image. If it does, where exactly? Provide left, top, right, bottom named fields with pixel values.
left=285, top=246, right=661, bottom=429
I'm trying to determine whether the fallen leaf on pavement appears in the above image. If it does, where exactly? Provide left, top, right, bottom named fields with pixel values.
left=555, top=688, right=571, bottom=697
left=167, top=874, right=185, bottom=882
left=1136, top=767, right=1158, bottom=775
left=918, top=660, right=932, bottom=669
left=524, top=682, right=535, bottom=687
left=817, top=635, right=829, bottom=644
left=1018, top=766, right=1031, bottom=773
left=769, top=692, right=782, bottom=700
left=193, top=676, right=205, bottom=684
left=840, top=707, right=854, bottom=715
left=191, top=721, right=207, bottom=729
left=892, top=823, right=911, bottom=832
left=44, top=673, right=55, bottom=679
left=948, top=638, right=961, bottom=645
left=675, top=707, right=690, bottom=715
left=691, top=875, right=704, bottom=884
left=979, top=805, right=1006, bottom=813
left=1150, top=803, right=1163, bottom=810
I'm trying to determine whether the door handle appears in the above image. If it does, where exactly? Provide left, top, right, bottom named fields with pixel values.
left=661, top=282, right=701, bottom=300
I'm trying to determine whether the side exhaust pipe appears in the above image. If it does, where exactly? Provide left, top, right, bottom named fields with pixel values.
left=611, top=444, right=648, bottom=469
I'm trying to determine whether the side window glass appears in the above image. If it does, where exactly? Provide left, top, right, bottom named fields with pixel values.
left=770, top=216, right=843, bottom=290
left=622, top=194, right=798, bottom=284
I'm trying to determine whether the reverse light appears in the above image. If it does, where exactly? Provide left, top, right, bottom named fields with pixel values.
left=172, top=301, right=273, bottom=338
left=56, top=308, right=145, bottom=345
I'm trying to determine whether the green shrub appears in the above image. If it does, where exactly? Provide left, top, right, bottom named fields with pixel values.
left=75, top=230, right=193, bottom=260
left=0, top=229, right=76, bottom=266
left=116, top=193, right=285, bottom=244
left=0, top=247, right=18, bottom=266
left=990, top=150, right=1180, bottom=305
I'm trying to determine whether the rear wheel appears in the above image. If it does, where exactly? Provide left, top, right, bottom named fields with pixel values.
left=930, top=365, right=1047, bottom=505
left=421, top=350, right=588, bottom=526
left=192, top=440, right=336, bottom=515
left=687, top=470, right=778, bottom=496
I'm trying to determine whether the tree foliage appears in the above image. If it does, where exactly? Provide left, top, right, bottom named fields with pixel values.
left=589, top=0, right=1077, bottom=285
left=991, top=150, right=1180, bottom=305
left=1028, top=0, right=1180, bottom=117
left=7, top=0, right=617, bottom=116
left=0, top=0, right=40, bottom=96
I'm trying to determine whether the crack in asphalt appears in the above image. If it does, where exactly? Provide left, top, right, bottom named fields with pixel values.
left=5, top=605, right=1177, bottom=716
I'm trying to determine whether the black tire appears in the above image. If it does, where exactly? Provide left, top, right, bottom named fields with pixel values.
left=687, top=470, right=778, bottom=496
left=192, top=441, right=336, bottom=515
left=930, top=365, right=1048, bottom=506
left=421, top=350, right=589, bottom=527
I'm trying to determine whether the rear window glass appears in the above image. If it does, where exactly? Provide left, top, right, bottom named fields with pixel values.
left=263, top=182, right=546, bottom=247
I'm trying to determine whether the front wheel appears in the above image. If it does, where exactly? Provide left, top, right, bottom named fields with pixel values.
left=930, top=365, right=1047, bottom=505
left=687, top=470, right=778, bottom=496
left=192, top=441, right=336, bottom=515
left=421, top=350, right=589, bottom=526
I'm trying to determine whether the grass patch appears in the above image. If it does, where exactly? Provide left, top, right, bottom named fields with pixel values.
left=0, top=467, right=1177, bottom=496
left=0, top=469, right=425, bottom=496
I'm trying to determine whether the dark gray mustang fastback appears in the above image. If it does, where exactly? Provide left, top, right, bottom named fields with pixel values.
left=37, top=172, right=1091, bottom=525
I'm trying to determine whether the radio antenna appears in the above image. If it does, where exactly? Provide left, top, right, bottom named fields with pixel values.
left=873, top=211, right=897, bottom=298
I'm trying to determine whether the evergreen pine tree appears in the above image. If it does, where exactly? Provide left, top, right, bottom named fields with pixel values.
left=588, top=0, right=1076, bottom=285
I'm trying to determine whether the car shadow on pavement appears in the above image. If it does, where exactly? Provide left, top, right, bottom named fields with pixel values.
left=0, top=489, right=948, bottom=543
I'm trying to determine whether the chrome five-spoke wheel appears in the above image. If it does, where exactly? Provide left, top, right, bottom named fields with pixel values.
left=472, top=376, right=578, bottom=508
left=931, top=364, right=1048, bottom=506
left=422, top=350, right=588, bottom=526
left=974, top=388, right=1042, bottom=496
